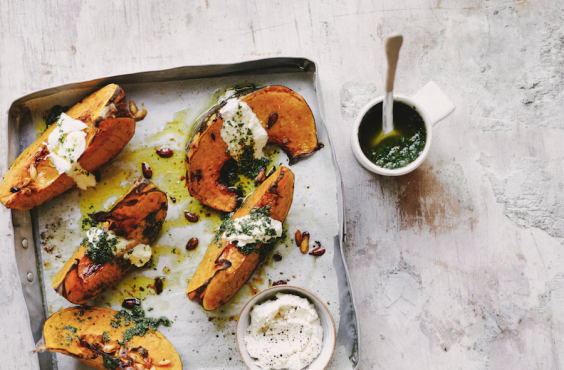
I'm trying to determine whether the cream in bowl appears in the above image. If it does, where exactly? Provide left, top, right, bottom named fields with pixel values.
left=245, top=293, right=323, bottom=369
left=236, top=285, right=336, bottom=370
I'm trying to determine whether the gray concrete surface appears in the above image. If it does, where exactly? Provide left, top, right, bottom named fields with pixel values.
left=1, top=0, right=563, bottom=369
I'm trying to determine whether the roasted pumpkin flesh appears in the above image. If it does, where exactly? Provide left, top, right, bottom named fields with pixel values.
left=43, top=306, right=181, bottom=370
left=0, top=84, right=135, bottom=210
left=52, top=178, right=168, bottom=305
left=187, top=166, right=294, bottom=311
left=186, top=85, right=319, bottom=212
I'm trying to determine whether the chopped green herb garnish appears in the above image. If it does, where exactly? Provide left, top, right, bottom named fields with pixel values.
left=214, top=206, right=282, bottom=255
left=111, top=306, right=172, bottom=345
left=364, top=126, right=426, bottom=169
left=83, top=228, right=119, bottom=265
left=81, top=217, right=99, bottom=230
left=237, top=144, right=271, bottom=179
left=103, top=356, right=120, bottom=370
left=63, top=326, right=77, bottom=334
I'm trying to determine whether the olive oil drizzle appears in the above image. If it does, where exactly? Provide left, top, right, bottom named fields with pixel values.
left=358, top=101, right=427, bottom=169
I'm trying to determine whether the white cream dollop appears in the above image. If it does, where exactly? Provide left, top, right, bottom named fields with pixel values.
left=69, top=165, right=97, bottom=190
left=85, top=227, right=105, bottom=244
left=124, top=244, right=152, bottom=267
left=222, top=214, right=282, bottom=247
left=86, top=227, right=153, bottom=267
left=86, top=228, right=130, bottom=256
left=45, top=113, right=96, bottom=190
left=61, top=131, right=87, bottom=163
left=219, top=98, right=268, bottom=161
left=85, top=227, right=152, bottom=267
left=245, top=293, right=324, bottom=370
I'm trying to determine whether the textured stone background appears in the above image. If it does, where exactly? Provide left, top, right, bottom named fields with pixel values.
left=1, top=0, right=563, bottom=369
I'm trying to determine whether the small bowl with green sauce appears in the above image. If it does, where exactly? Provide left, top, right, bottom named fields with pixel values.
left=351, top=95, right=432, bottom=176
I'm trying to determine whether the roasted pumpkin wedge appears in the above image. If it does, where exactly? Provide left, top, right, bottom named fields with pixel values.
left=41, top=306, right=181, bottom=370
left=53, top=178, right=168, bottom=304
left=0, top=84, right=135, bottom=210
left=186, top=85, right=320, bottom=212
left=187, top=166, right=294, bottom=311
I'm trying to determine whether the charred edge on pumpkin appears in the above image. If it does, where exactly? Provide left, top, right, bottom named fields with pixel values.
left=7, top=146, right=51, bottom=195
left=189, top=283, right=207, bottom=305
left=77, top=253, right=133, bottom=281
left=286, top=141, right=324, bottom=165
left=91, top=86, right=126, bottom=126
left=214, top=244, right=235, bottom=267
left=72, top=262, right=133, bottom=304
left=194, top=170, right=202, bottom=184
left=139, top=206, right=167, bottom=245
left=188, top=256, right=232, bottom=306
left=54, top=258, right=80, bottom=298
left=187, top=106, right=226, bottom=149
left=235, top=196, right=244, bottom=209
left=78, top=338, right=129, bottom=365
left=93, top=202, right=166, bottom=243
left=267, top=168, right=288, bottom=196
left=81, top=261, right=103, bottom=279
left=89, top=178, right=162, bottom=222
left=112, top=86, right=133, bottom=119
left=109, top=85, right=123, bottom=106
left=34, top=146, right=50, bottom=165
left=124, top=199, right=138, bottom=207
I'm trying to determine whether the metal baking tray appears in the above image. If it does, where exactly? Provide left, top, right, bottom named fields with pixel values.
left=8, top=57, right=360, bottom=369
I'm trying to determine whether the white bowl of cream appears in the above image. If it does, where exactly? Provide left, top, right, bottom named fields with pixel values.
left=236, top=286, right=336, bottom=370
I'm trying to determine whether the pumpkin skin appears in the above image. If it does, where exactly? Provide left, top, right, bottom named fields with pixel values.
left=0, top=84, right=135, bottom=210
left=42, top=306, right=182, bottom=370
left=185, top=85, right=320, bottom=212
left=52, top=178, right=168, bottom=305
left=186, top=166, right=294, bottom=311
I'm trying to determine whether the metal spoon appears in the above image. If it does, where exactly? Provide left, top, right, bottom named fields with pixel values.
left=373, top=34, right=403, bottom=146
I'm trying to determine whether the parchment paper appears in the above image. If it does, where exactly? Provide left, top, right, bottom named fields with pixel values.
left=28, top=72, right=341, bottom=369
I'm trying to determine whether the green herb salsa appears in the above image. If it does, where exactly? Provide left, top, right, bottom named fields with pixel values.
left=358, top=101, right=427, bottom=169
left=214, top=206, right=280, bottom=257
left=110, top=306, right=172, bottom=345
left=82, top=229, right=119, bottom=265
left=49, top=306, right=172, bottom=370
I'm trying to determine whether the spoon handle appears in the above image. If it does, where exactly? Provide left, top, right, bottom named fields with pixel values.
left=385, top=35, right=403, bottom=93
left=383, top=35, right=403, bottom=135
left=383, top=91, right=394, bottom=135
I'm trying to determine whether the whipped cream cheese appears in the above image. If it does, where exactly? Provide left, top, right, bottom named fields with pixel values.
left=124, top=244, right=152, bottom=267
left=86, top=227, right=129, bottom=255
left=219, top=98, right=268, bottom=162
left=245, top=293, right=323, bottom=370
left=45, top=113, right=96, bottom=190
left=222, top=214, right=282, bottom=247
left=85, top=227, right=152, bottom=267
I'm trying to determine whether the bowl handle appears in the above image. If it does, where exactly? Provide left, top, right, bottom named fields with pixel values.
left=411, top=81, right=455, bottom=126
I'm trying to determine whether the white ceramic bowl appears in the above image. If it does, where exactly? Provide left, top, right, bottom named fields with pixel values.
left=350, top=94, right=433, bottom=176
left=236, top=285, right=336, bottom=370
